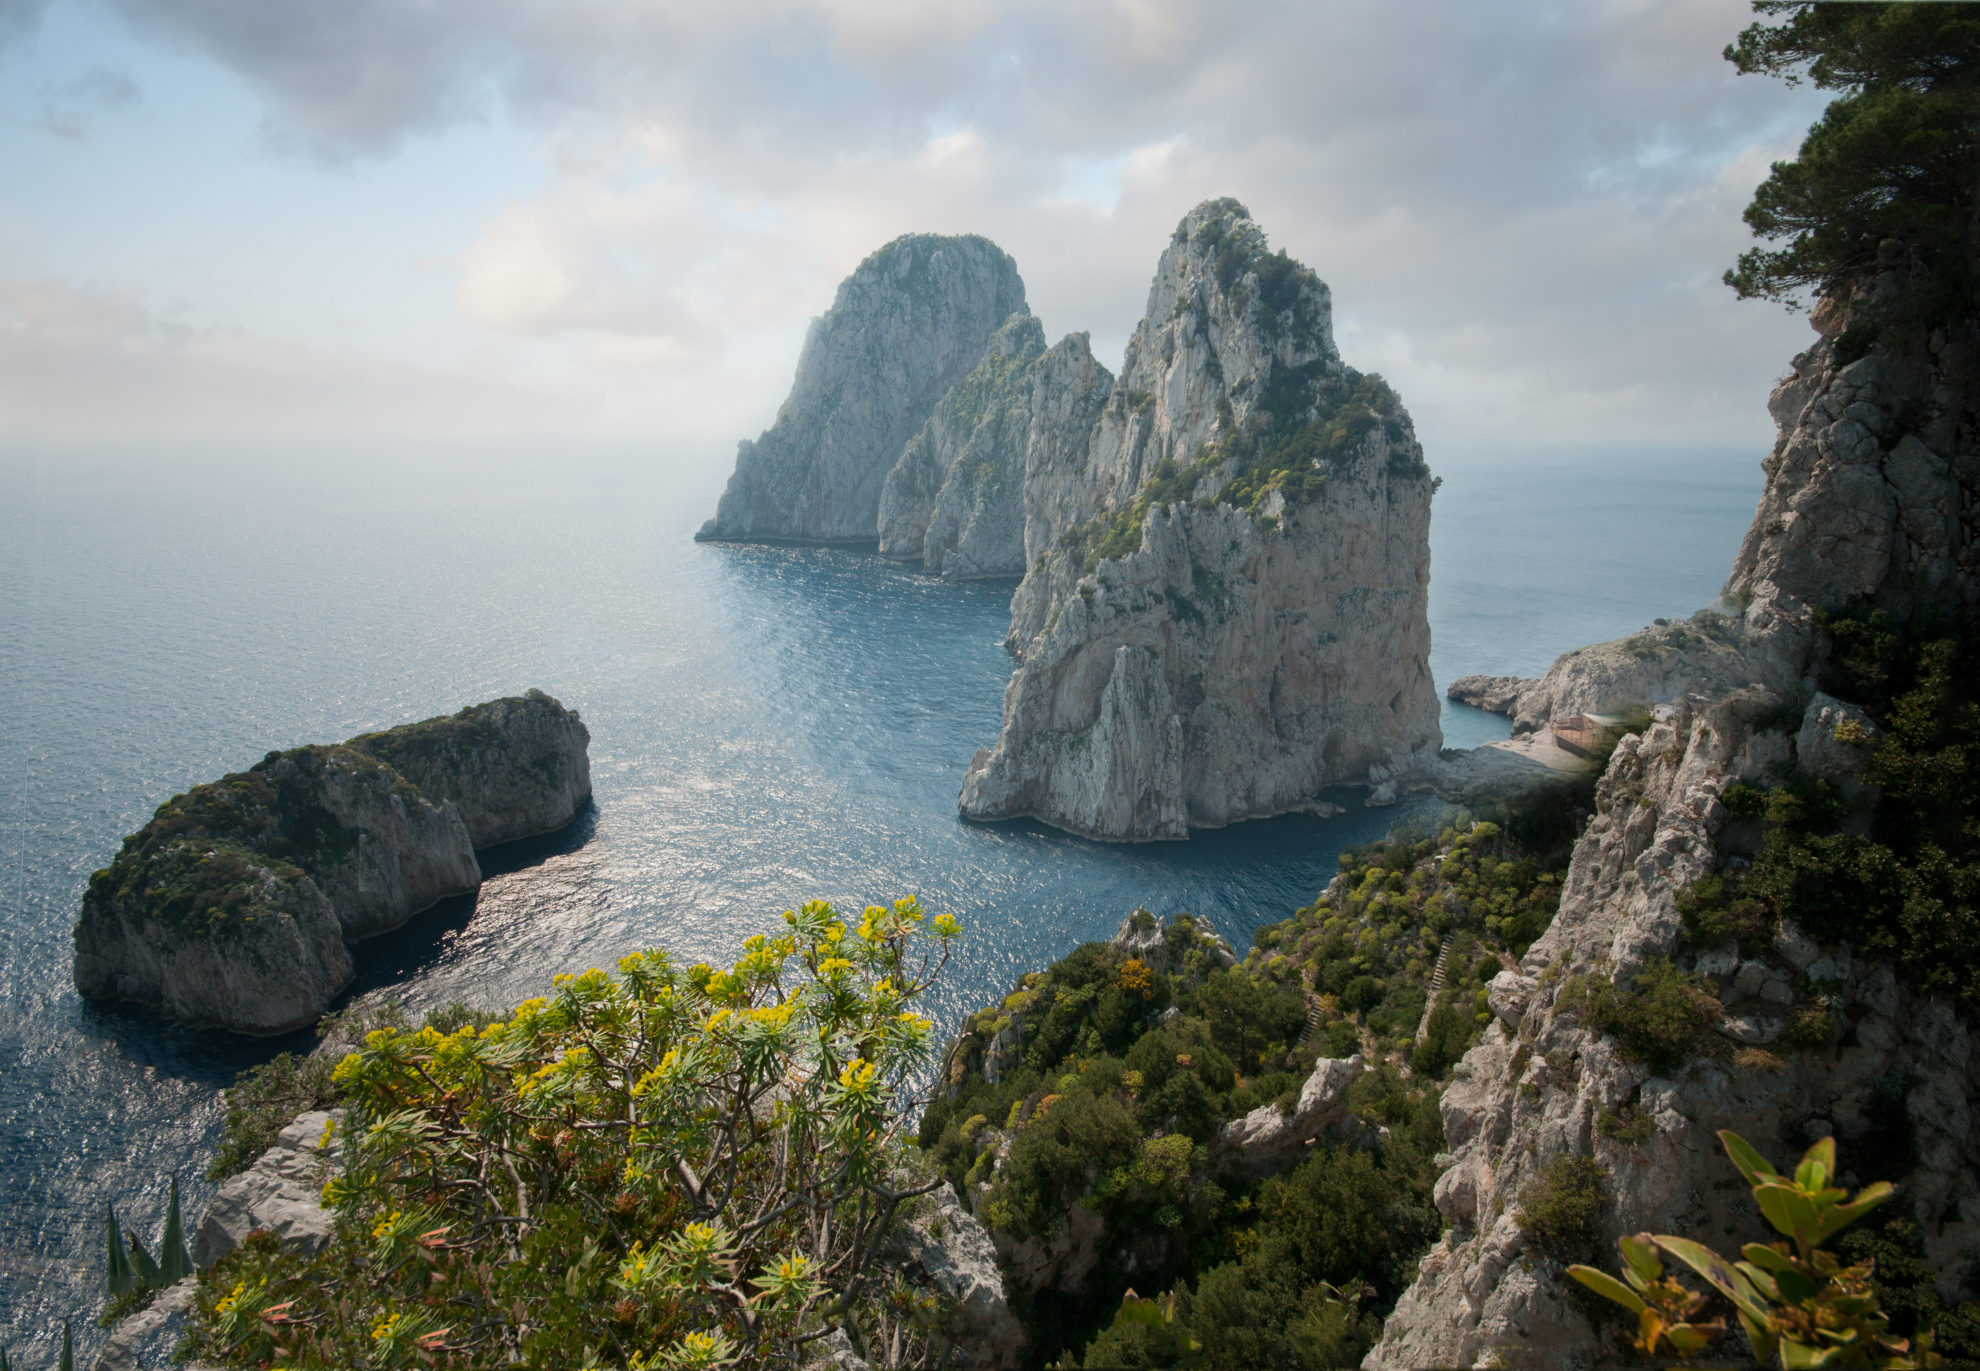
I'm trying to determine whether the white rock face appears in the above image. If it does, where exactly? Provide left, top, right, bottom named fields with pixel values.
left=1368, top=304, right=1980, bottom=1369
left=877, top=312, right=1047, bottom=579
left=73, top=861, right=352, bottom=1036
left=1208, top=1052, right=1364, bottom=1174
left=888, top=1182, right=1026, bottom=1370
left=193, top=1109, right=344, bottom=1267
left=1446, top=304, right=1979, bottom=743
left=699, top=234, right=1028, bottom=544
left=962, top=200, right=1440, bottom=841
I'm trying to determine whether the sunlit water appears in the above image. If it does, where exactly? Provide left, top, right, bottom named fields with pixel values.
left=0, top=442, right=1759, bottom=1354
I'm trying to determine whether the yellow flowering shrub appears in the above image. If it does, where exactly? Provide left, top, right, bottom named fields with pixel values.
left=186, top=897, right=960, bottom=1370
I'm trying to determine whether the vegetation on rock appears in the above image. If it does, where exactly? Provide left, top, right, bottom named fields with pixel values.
left=920, top=817, right=1569, bottom=1368
left=1569, top=1131, right=1936, bottom=1367
left=186, top=899, right=963, bottom=1370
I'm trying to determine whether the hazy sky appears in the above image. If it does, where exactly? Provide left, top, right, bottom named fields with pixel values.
left=0, top=0, right=1827, bottom=458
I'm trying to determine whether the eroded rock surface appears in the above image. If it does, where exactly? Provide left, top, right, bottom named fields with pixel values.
left=699, top=234, right=1028, bottom=545
left=1368, top=298, right=1980, bottom=1368
left=193, top=1109, right=343, bottom=1267
left=878, top=312, right=1048, bottom=579
left=962, top=200, right=1439, bottom=841
left=351, top=688, right=592, bottom=847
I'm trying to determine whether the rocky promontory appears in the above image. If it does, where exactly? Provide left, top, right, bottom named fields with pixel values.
left=1367, top=278, right=1980, bottom=1366
left=960, top=200, right=1441, bottom=840
left=697, top=234, right=1028, bottom=545
left=73, top=691, right=590, bottom=1035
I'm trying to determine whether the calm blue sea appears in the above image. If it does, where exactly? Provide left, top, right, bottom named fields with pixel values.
left=0, top=441, right=1759, bottom=1354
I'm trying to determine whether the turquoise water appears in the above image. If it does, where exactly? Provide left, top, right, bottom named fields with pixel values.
left=0, top=442, right=1759, bottom=1355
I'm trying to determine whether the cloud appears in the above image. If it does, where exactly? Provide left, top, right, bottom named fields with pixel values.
left=34, top=65, right=140, bottom=139
left=0, top=277, right=770, bottom=444
left=41, top=0, right=1828, bottom=449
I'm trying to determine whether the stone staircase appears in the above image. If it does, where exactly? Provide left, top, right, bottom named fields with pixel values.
left=1413, top=935, right=1455, bottom=1045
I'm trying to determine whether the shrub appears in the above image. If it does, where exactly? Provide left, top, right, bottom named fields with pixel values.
left=1517, top=1155, right=1612, bottom=1264
left=1561, top=960, right=1720, bottom=1076
left=185, top=898, right=962, bottom=1371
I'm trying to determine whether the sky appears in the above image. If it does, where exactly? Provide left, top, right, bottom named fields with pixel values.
left=0, top=0, right=1830, bottom=460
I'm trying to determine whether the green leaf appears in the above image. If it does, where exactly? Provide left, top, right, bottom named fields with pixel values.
left=1567, top=1264, right=1648, bottom=1314
left=1817, top=1182, right=1892, bottom=1240
left=58, top=1324, right=73, bottom=1371
left=1756, top=1181, right=1822, bottom=1246
left=1797, top=1135, right=1836, bottom=1190
left=1667, top=1324, right=1720, bottom=1357
left=1719, top=1130, right=1780, bottom=1187
left=1619, top=1233, right=1664, bottom=1285
left=1775, top=1266, right=1821, bottom=1304
left=159, top=1179, right=192, bottom=1285
left=128, top=1233, right=163, bottom=1290
left=1742, top=1243, right=1794, bottom=1273
left=105, top=1208, right=135, bottom=1297
left=1655, top=1236, right=1771, bottom=1324
left=1782, top=1337, right=1843, bottom=1368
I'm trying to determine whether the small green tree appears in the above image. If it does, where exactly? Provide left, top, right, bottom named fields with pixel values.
left=1569, top=1131, right=1936, bottom=1368
left=1723, top=3, right=1980, bottom=328
left=186, top=898, right=962, bottom=1370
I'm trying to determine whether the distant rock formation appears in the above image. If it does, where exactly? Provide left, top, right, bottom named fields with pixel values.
left=697, top=234, right=1028, bottom=545
left=72, top=692, right=590, bottom=1035
left=960, top=199, right=1441, bottom=840
left=877, top=312, right=1048, bottom=579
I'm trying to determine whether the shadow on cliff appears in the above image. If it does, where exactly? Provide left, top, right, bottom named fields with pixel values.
left=345, top=798, right=600, bottom=998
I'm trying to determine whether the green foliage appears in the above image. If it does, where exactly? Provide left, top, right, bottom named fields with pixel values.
left=1691, top=611, right=1980, bottom=1014
left=1677, top=874, right=1774, bottom=955
left=1569, top=1132, right=1934, bottom=1367
left=187, top=898, right=964, bottom=1370
left=208, top=1050, right=339, bottom=1182
left=1063, top=1063, right=1443, bottom=1370
left=1559, top=961, right=1721, bottom=1077
left=99, top=1180, right=194, bottom=1327
left=1409, top=990, right=1474, bottom=1079
left=1517, top=1155, right=1612, bottom=1265
left=1724, top=3, right=1980, bottom=331
left=1597, top=1103, right=1654, bottom=1146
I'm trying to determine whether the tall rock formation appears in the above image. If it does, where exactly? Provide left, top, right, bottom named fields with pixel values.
left=73, top=691, right=592, bottom=1035
left=877, top=312, right=1048, bottom=579
left=697, top=234, right=1028, bottom=545
left=959, top=200, right=1441, bottom=841
left=1368, top=291, right=1980, bottom=1366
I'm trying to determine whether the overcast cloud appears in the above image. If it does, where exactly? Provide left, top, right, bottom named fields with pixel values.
left=0, top=0, right=1825, bottom=455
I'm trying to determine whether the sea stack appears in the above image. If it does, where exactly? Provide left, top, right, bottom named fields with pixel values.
left=697, top=234, right=1029, bottom=545
left=73, top=691, right=591, bottom=1035
left=959, top=199, right=1442, bottom=841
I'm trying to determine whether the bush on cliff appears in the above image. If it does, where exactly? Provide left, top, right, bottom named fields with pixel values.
left=186, top=899, right=960, bottom=1371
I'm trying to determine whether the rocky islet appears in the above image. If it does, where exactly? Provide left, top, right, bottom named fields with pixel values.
left=71, top=690, right=591, bottom=1036
left=701, top=199, right=1441, bottom=842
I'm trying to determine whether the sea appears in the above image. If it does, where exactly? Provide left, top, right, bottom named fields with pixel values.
left=0, top=441, right=1761, bottom=1355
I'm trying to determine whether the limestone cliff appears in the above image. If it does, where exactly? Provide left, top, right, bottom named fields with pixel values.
left=961, top=199, right=1440, bottom=841
left=698, top=234, right=1028, bottom=545
left=1368, top=300, right=1980, bottom=1366
left=350, top=688, right=591, bottom=847
left=877, top=312, right=1047, bottom=579
left=73, top=691, right=591, bottom=1035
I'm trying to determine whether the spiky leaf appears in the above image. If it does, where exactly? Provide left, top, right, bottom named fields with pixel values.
left=105, top=1207, right=136, bottom=1296
left=159, top=1179, right=193, bottom=1284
